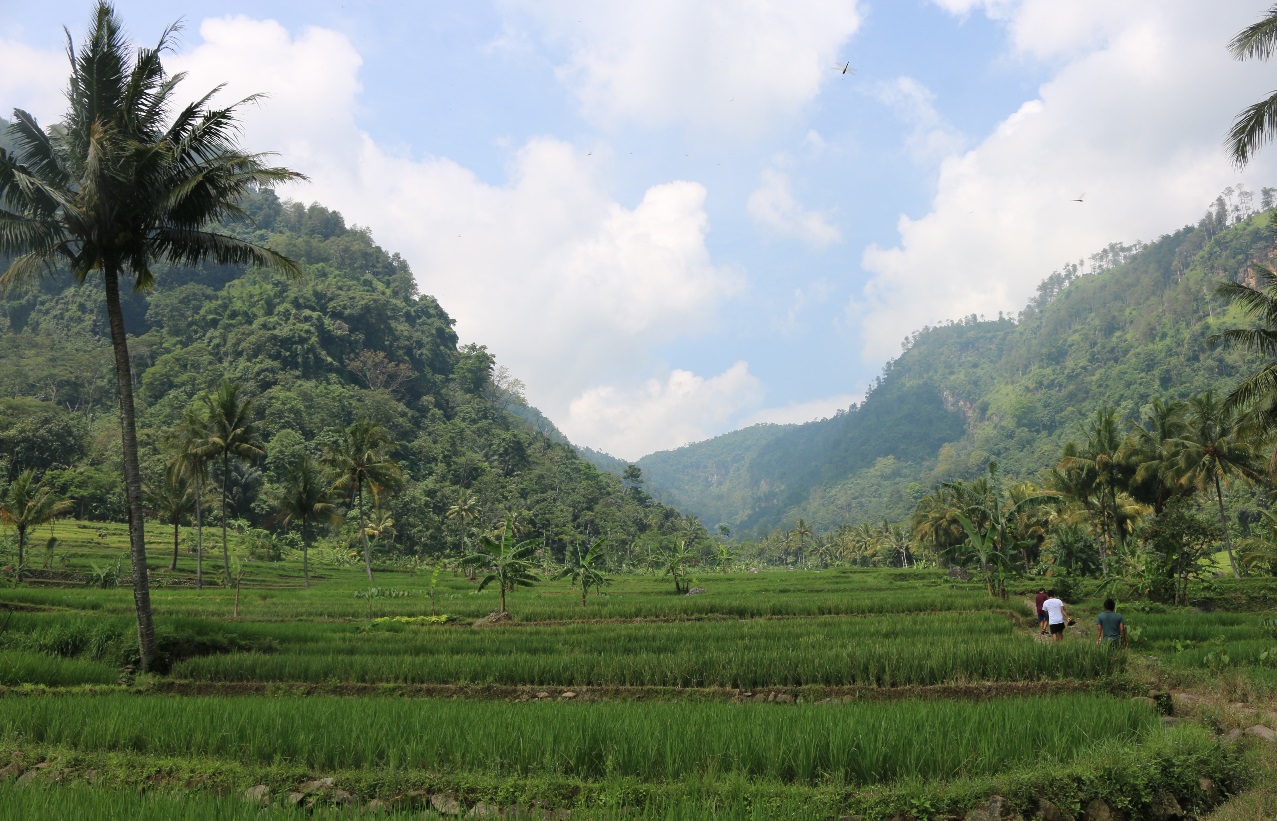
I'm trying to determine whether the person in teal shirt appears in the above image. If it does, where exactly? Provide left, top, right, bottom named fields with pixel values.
left=1095, top=598, right=1126, bottom=648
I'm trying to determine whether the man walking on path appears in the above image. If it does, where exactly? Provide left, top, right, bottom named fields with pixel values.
left=1095, top=598, right=1127, bottom=648
left=1034, top=588, right=1049, bottom=635
left=1042, top=591, right=1069, bottom=642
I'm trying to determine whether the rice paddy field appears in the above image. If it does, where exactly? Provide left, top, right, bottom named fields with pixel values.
left=0, top=519, right=1273, bottom=818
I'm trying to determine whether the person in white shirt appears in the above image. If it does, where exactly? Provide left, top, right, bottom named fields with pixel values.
left=1042, top=591, right=1068, bottom=642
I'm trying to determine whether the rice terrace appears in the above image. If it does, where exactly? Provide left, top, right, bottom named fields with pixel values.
left=2, top=520, right=1277, bottom=820
left=8, top=1, right=1277, bottom=819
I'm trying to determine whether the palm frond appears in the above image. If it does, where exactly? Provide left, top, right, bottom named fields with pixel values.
left=1229, top=6, right=1277, bottom=60
left=1227, top=89, right=1277, bottom=167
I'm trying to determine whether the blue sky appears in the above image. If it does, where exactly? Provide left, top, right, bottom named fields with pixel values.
left=4, top=1, right=1277, bottom=460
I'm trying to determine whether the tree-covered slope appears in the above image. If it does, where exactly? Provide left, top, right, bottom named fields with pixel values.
left=636, top=204, right=1274, bottom=537
left=0, top=185, right=697, bottom=562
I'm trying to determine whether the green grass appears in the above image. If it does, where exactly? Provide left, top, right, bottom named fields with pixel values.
left=0, top=649, right=117, bottom=686
left=170, top=611, right=1123, bottom=687
left=0, top=692, right=1156, bottom=786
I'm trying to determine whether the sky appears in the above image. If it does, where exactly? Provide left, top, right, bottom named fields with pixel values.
left=4, top=1, right=1277, bottom=461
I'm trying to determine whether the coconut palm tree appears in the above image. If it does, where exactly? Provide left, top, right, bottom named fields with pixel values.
left=0, top=2, right=304, bottom=670
left=1057, top=408, right=1133, bottom=575
left=200, top=380, right=263, bottom=585
left=327, top=418, right=402, bottom=582
left=1172, top=391, right=1264, bottom=578
left=143, top=465, right=193, bottom=572
left=1123, top=398, right=1188, bottom=515
left=1214, top=265, right=1277, bottom=462
left=277, top=456, right=339, bottom=588
left=0, top=470, right=73, bottom=582
left=167, top=405, right=211, bottom=589
left=1227, top=7, right=1277, bottom=166
left=792, top=518, right=813, bottom=569
left=446, top=489, right=482, bottom=556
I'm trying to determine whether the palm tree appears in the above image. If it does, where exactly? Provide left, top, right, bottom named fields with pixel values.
left=462, top=516, right=540, bottom=614
left=1057, top=408, right=1132, bottom=575
left=327, top=418, right=402, bottom=582
left=200, top=380, right=263, bottom=585
left=0, top=2, right=304, bottom=670
left=556, top=537, right=609, bottom=607
left=792, top=518, right=813, bottom=569
left=1214, top=265, right=1277, bottom=461
left=1172, top=391, right=1264, bottom=578
left=446, top=489, right=481, bottom=556
left=0, top=470, right=73, bottom=582
left=1227, top=7, right=1277, bottom=166
left=1123, top=398, right=1188, bottom=515
left=143, top=465, right=193, bottom=572
left=277, top=456, right=339, bottom=588
left=167, top=405, right=211, bottom=589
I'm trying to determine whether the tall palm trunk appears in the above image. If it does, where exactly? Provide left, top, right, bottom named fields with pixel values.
left=358, top=484, right=373, bottom=582
left=1215, top=475, right=1241, bottom=578
left=301, top=519, right=311, bottom=589
left=170, top=517, right=179, bottom=571
left=221, top=453, right=232, bottom=585
left=194, top=481, right=203, bottom=590
left=104, top=264, right=157, bottom=672
left=16, top=526, right=26, bottom=583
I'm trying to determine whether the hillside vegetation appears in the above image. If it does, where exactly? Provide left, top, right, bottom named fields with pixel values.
left=636, top=199, right=1275, bottom=537
left=0, top=180, right=698, bottom=567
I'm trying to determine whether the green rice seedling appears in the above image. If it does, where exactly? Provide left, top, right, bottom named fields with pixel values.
left=173, top=611, right=1122, bottom=687
left=0, top=649, right=117, bottom=686
left=0, top=693, right=1155, bottom=786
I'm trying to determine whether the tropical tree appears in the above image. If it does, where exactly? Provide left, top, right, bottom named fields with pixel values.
left=0, top=470, right=73, bottom=582
left=167, top=405, right=210, bottom=589
left=1214, top=265, right=1277, bottom=460
left=792, top=518, right=813, bottom=569
left=1240, top=508, right=1277, bottom=575
left=953, top=512, right=1009, bottom=598
left=1057, top=408, right=1132, bottom=575
left=277, top=456, right=339, bottom=588
left=1123, top=398, right=1188, bottom=515
left=1227, top=7, right=1277, bottom=166
left=556, top=537, right=610, bottom=607
left=660, top=538, right=699, bottom=594
left=0, top=3, right=304, bottom=670
left=446, top=489, right=482, bottom=556
left=1172, top=391, right=1264, bottom=577
left=143, top=465, right=193, bottom=572
left=462, top=516, right=540, bottom=614
left=199, top=381, right=263, bottom=585
left=327, top=417, right=402, bottom=582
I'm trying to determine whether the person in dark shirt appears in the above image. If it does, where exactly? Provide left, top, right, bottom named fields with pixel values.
left=1034, top=588, right=1049, bottom=635
left=1095, top=598, right=1126, bottom=648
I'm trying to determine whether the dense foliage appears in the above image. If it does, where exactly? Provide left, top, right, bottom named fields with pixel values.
left=636, top=191, right=1277, bottom=542
left=0, top=179, right=700, bottom=567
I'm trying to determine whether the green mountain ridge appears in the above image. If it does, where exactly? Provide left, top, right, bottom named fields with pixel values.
left=632, top=203, right=1274, bottom=537
left=0, top=173, right=698, bottom=561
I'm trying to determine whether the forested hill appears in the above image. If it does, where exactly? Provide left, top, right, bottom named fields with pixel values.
left=634, top=199, right=1275, bottom=537
left=0, top=184, right=699, bottom=561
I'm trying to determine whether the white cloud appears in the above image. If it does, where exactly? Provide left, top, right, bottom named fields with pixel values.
left=747, top=168, right=841, bottom=246
left=502, top=0, right=864, bottom=134
left=0, top=38, right=66, bottom=126
left=855, top=0, right=1277, bottom=363
left=568, top=362, right=764, bottom=460
left=165, top=16, right=743, bottom=456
